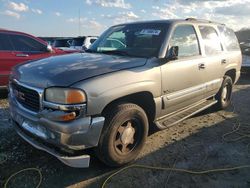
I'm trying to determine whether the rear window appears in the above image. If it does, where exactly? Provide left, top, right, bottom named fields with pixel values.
left=218, top=26, right=240, bottom=51
left=199, top=26, right=222, bottom=55
left=0, top=33, right=14, bottom=51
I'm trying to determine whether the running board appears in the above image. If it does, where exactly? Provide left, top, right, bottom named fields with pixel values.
left=155, top=99, right=217, bottom=130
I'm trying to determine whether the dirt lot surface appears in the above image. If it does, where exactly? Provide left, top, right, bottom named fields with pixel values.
left=0, top=74, right=250, bottom=188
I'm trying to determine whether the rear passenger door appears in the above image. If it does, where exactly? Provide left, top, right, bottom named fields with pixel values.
left=198, top=25, right=224, bottom=98
left=161, top=24, right=206, bottom=115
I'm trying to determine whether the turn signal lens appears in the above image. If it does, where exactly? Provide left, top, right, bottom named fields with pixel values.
left=67, top=90, right=86, bottom=104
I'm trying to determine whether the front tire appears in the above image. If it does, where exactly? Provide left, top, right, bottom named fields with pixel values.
left=215, top=75, right=233, bottom=110
left=96, top=103, right=149, bottom=167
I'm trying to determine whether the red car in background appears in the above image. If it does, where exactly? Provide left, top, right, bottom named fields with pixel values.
left=0, top=29, right=71, bottom=88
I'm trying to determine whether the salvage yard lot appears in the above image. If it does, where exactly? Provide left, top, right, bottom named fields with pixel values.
left=0, top=74, right=250, bottom=188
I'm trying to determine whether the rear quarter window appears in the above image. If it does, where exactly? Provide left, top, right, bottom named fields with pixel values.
left=218, top=26, right=240, bottom=51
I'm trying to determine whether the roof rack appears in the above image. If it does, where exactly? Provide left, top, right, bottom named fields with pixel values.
left=185, top=18, right=197, bottom=21
left=185, top=18, right=213, bottom=23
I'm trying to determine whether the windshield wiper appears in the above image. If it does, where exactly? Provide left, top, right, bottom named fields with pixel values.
left=100, top=50, right=131, bottom=57
left=89, top=49, right=145, bottom=58
left=85, top=49, right=132, bottom=57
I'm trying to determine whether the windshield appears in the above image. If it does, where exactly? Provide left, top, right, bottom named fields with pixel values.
left=88, top=23, right=168, bottom=58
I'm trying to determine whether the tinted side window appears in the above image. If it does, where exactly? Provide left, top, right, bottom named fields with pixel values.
left=169, top=25, right=200, bottom=57
left=9, top=34, right=46, bottom=52
left=199, top=26, right=222, bottom=55
left=0, top=33, right=14, bottom=51
left=218, top=26, right=240, bottom=51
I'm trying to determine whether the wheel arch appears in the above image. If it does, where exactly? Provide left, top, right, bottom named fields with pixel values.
left=101, top=91, right=156, bottom=124
left=224, top=69, right=236, bottom=83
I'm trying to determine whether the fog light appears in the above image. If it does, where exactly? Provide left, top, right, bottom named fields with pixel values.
left=59, top=112, right=76, bottom=121
left=41, top=110, right=77, bottom=122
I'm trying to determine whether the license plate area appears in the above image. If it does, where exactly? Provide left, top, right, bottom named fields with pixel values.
left=21, top=120, right=47, bottom=139
left=13, top=113, right=24, bottom=125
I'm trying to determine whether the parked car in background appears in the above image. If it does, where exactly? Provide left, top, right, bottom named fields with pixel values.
left=0, top=29, right=69, bottom=88
left=52, top=38, right=72, bottom=48
left=70, top=36, right=98, bottom=50
left=52, top=38, right=81, bottom=53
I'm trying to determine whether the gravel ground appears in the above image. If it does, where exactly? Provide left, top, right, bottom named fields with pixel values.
left=0, top=74, right=250, bottom=188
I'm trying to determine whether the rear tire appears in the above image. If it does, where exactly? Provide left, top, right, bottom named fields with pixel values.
left=96, top=103, right=148, bottom=167
left=215, top=76, right=233, bottom=110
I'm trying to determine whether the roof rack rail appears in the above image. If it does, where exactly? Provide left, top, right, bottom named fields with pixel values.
left=185, top=18, right=215, bottom=23
left=185, top=18, right=197, bottom=21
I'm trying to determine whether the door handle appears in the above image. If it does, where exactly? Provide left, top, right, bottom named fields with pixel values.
left=16, top=54, right=29, bottom=57
left=198, top=63, right=206, bottom=69
left=221, top=59, right=227, bottom=64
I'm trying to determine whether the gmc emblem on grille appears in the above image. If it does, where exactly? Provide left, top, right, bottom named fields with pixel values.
left=14, top=89, right=25, bottom=101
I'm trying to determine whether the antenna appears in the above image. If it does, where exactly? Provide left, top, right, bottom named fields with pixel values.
left=78, top=8, right=81, bottom=36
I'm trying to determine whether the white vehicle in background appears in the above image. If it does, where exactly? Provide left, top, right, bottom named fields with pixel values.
left=70, top=36, right=98, bottom=50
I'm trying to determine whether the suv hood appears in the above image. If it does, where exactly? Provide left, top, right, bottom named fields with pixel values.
left=12, top=53, right=147, bottom=88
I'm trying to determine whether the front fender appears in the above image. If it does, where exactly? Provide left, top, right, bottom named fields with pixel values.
left=72, top=66, right=161, bottom=115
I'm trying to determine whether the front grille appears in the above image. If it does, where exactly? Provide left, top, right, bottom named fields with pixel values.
left=12, top=82, right=40, bottom=112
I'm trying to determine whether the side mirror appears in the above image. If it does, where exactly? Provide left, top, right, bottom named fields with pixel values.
left=46, top=44, right=53, bottom=53
left=167, top=46, right=179, bottom=60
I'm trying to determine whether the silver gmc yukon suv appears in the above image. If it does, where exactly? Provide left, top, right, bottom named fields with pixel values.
left=9, top=19, right=242, bottom=168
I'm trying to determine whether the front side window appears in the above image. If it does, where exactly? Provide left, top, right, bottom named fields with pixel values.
left=199, top=26, right=222, bottom=55
left=89, top=23, right=168, bottom=58
left=169, top=25, right=200, bottom=57
left=0, top=33, right=14, bottom=51
left=218, top=26, right=240, bottom=51
left=9, top=34, right=46, bottom=52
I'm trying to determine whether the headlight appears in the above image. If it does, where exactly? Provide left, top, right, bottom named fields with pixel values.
left=45, top=87, right=86, bottom=104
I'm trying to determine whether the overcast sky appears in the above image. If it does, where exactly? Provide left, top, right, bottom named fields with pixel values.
left=0, top=0, right=249, bottom=37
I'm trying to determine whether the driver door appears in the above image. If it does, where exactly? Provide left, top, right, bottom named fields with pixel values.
left=161, top=24, right=206, bottom=116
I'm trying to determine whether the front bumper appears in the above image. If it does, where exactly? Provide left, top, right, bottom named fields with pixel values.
left=9, top=93, right=105, bottom=168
